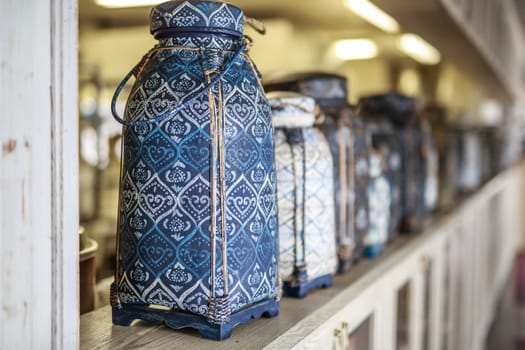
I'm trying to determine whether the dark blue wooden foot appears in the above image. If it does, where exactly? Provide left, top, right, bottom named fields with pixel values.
left=112, top=306, right=141, bottom=326
left=363, top=243, right=385, bottom=258
left=112, top=298, right=280, bottom=341
left=283, top=274, right=333, bottom=298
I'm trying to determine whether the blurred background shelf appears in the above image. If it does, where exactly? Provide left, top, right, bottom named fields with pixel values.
left=79, top=0, right=525, bottom=104
left=373, top=0, right=525, bottom=102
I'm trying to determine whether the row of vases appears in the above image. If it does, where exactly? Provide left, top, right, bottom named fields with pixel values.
left=265, top=74, right=442, bottom=295
left=108, top=0, right=499, bottom=340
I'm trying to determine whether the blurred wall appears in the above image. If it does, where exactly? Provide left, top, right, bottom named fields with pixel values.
left=80, top=26, right=154, bottom=83
left=80, top=21, right=394, bottom=105
left=79, top=20, right=505, bottom=119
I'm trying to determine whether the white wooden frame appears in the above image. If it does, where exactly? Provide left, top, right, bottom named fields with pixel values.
left=51, top=1, right=79, bottom=349
left=265, top=166, right=523, bottom=350
left=0, top=0, right=78, bottom=349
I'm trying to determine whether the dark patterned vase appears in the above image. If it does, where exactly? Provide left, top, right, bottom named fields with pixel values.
left=359, top=93, right=425, bottom=234
left=359, top=105, right=403, bottom=243
left=109, top=0, right=279, bottom=340
left=265, top=73, right=370, bottom=273
left=269, top=92, right=337, bottom=298
left=421, top=105, right=457, bottom=210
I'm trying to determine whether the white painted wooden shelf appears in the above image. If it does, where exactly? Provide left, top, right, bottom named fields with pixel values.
left=372, top=0, right=524, bottom=101
left=80, top=164, right=524, bottom=350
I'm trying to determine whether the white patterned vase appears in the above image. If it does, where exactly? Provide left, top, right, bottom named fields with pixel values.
left=264, top=73, right=370, bottom=273
left=269, top=92, right=337, bottom=298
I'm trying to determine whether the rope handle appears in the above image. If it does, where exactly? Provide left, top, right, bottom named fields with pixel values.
left=244, top=15, right=266, bottom=34
left=111, top=43, right=246, bottom=127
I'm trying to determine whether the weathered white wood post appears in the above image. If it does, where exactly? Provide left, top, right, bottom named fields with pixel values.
left=0, top=0, right=78, bottom=348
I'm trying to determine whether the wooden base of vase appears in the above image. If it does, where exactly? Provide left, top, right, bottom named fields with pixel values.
left=283, top=274, right=333, bottom=298
left=363, top=243, right=385, bottom=258
left=112, top=298, right=280, bottom=341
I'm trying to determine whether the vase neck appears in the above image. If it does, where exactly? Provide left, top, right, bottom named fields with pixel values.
left=157, top=33, right=242, bottom=50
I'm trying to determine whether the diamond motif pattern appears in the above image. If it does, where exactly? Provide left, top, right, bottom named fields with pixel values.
left=139, top=229, right=176, bottom=276
left=142, top=128, right=178, bottom=172
left=271, top=94, right=337, bottom=283
left=115, top=0, right=277, bottom=322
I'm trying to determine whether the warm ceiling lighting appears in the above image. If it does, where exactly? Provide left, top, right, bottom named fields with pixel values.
left=343, top=0, right=400, bottom=33
left=95, top=0, right=163, bottom=8
left=399, top=34, right=441, bottom=65
left=334, top=39, right=378, bottom=60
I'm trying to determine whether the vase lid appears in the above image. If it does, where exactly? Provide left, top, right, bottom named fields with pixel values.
left=265, top=72, right=349, bottom=109
left=267, top=91, right=317, bottom=128
left=359, top=93, right=417, bottom=125
left=150, top=1, right=244, bottom=39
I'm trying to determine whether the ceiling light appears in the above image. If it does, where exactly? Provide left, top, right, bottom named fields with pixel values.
left=343, top=0, right=400, bottom=33
left=399, top=34, right=441, bottom=65
left=334, top=39, right=378, bottom=60
left=95, top=0, right=163, bottom=8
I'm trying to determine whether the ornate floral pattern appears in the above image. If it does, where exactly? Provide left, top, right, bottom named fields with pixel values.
left=150, top=1, right=243, bottom=37
left=115, top=1, right=278, bottom=324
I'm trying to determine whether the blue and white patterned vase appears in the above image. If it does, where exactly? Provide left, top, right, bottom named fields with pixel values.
left=265, top=73, right=370, bottom=272
left=366, top=149, right=392, bottom=255
left=360, top=112, right=403, bottom=244
left=109, top=1, right=279, bottom=340
left=269, top=92, right=337, bottom=298
left=359, top=93, right=425, bottom=234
